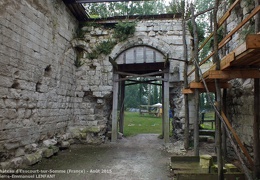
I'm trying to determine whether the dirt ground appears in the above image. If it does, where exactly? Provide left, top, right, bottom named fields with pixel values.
left=28, top=134, right=173, bottom=180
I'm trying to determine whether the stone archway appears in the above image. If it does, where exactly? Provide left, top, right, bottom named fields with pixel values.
left=110, top=41, right=170, bottom=143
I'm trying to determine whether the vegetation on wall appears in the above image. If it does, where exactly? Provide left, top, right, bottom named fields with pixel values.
left=114, top=21, right=136, bottom=41
left=74, top=48, right=85, bottom=68
left=87, top=39, right=117, bottom=59
left=85, top=21, right=135, bottom=60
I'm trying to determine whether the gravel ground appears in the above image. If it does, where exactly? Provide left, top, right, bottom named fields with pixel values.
left=28, top=134, right=172, bottom=180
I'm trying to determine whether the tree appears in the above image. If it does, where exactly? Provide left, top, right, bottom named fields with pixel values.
left=84, top=1, right=167, bottom=18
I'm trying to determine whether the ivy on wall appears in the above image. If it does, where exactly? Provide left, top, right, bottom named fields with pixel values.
left=75, top=21, right=136, bottom=67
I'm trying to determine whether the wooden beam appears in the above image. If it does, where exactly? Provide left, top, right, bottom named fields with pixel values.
left=189, top=82, right=231, bottom=89
left=116, top=76, right=165, bottom=82
left=109, top=57, right=118, bottom=70
left=246, top=34, right=260, bottom=49
left=115, top=70, right=165, bottom=77
left=219, top=5, right=260, bottom=49
left=182, top=88, right=194, bottom=94
left=208, top=69, right=260, bottom=79
left=221, top=112, right=254, bottom=168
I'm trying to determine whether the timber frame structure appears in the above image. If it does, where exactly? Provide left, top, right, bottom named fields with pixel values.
left=182, top=0, right=260, bottom=179
left=110, top=47, right=170, bottom=143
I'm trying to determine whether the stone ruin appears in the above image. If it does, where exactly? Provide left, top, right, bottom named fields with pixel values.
left=0, top=0, right=257, bottom=169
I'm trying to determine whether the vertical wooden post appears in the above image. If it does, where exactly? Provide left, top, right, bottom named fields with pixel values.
left=119, top=81, right=125, bottom=134
left=222, top=89, right=227, bottom=158
left=191, top=3, right=200, bottom=156
left=111, top=73, right=119, bottom=142
left=164, top=70, right=170, bottom=143
left=162, top=84, right=165, bottom=138
left=213, top=0, right=224, bottom=179
left=254, top=79, right=260, bottom=179
left=254, top=1, right=260, bottom=178
left=182, top=0, right=190, bottom=150
left=221, top=2, right=227, bottom=159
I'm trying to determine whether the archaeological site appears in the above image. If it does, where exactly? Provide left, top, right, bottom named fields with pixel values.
left=0, top=0, right=260, bottom=179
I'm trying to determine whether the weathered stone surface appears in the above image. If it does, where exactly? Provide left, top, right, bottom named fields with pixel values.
left=50, top=146, right=59, bottom=154
left=0, top=161, right=11, bottom=169
left=60, top=141, right=70, bottom=149
left=43, top=139, right=57, bottom=148
left=24, top=151, right=42, bottom=166
left=42, top=148, right=54, bottom=158
left=15, top=148, right=25, bottom=157
left=10, top=157, right=24, bottom=168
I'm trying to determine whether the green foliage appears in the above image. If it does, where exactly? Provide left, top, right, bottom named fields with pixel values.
left=76, top=29, right=85, bottom=39
left=96, top=40, right=117, bottom=55
left=74, top=48, right=85, bottom=68
left=114, top=21, right=136, bottom=42
left=187, top=20, right=205, bottom=43
left=87, top=40, right=117, bottom=59
left=74, top=58, right=84, bottom=68
left=87, top=50, right=99, bottom=60
left=84, top=0, right=167, bottom=18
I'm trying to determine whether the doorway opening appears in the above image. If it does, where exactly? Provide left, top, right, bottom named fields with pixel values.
left=122, top=77, right=163, bottom=137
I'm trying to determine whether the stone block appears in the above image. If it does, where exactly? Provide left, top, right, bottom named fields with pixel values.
left=10, top=157, right=24, bottom=168
left=4, top=142, right=20, bottom=150
left=0, top=161, right=11, bottom=169
left=69, top=128, right=81, bottom=139
left=80, top=133, right=87, bottom=139
left=43, top=139, right=57, bottom=148
left=42, top=148, right=54, bottom=158
left=24, top=151, right=42, bottom=166
left=15, top=148, right=25, bottom=157
left=200, top=154, right=213, bottom=169
left=60, top=141, right=70, bottom=149
left=225, top=163, right=239, bottom=172
left=50, top=146, right=59, bottom=154
left=80, top=126, right=100, bottom=133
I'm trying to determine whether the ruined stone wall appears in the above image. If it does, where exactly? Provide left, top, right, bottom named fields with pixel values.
left=0, top=0, right=78, bottom=168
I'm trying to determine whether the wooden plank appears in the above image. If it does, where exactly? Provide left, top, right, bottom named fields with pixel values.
left=189, top=82, right=231, bottom=89
left=198, top=0, right=240, bottom=52
left=221, top=112, right=254, bottom=168
left=218, top=0, right=240, bottom=27
left=109, top=56, right=118, bottom=70
left=176, top=173, right=245, bottom=180
left=182, top=89, right=194, bottom=94
left=246, top=34, right=260, bottom=49
left=219, top=6, right=260, bottom=49
left=208, top=69, right=260, bottom=79
left=220, top=52, right=235, bottom=70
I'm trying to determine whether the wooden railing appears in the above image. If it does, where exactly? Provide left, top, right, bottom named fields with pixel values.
left=187, top=0, right=260, bottom=78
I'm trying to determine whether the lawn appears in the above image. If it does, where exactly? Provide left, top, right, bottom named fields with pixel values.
left=123, top=112, right=162, bottom=137
left=201, top=111, right=215, bottom=130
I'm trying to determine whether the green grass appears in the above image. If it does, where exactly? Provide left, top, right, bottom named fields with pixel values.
left=123, top=112, right=162, bottom=137
left=201, top=111, right=215, bottom=130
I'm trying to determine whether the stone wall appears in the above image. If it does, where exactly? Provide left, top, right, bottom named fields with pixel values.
left=0, top=0, right=192, bottom=168
left=0, top=0, right=78, bottom=168
left=218, top=1, right=256, bottom=159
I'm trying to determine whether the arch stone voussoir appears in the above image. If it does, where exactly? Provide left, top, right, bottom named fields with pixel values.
left=110, top=36, right=173, bottom=60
